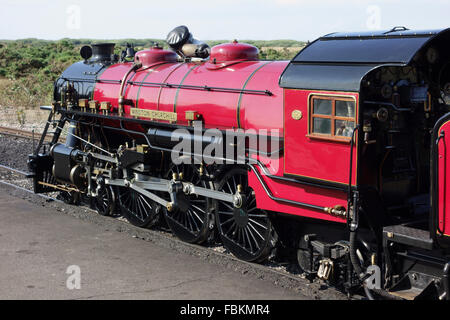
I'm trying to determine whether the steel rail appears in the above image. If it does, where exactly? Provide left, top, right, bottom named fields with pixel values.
left=0, top=126, right=65, bottom=143
left=0, top=164, right=31, bottom=177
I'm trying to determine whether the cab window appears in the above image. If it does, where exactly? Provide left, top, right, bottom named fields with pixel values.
left=309, top=96, right=356, bottom=140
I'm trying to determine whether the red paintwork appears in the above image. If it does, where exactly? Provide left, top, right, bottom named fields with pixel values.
left=437, top=121, right=450, bottom=237
left=94, top=62, right=133, bottom=110
left=135, top=48, right=178, bottom=68
left=284, top=90, right=359, bottom=186
left=248, top=158, right=348, bottom=223
left=210, top=42, right=259, bottom=62
left=94, top=57, right=288, bottom=132
left=92, top=43, right=353, bottom=224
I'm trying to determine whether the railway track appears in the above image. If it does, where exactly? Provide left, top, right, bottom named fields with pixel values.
left=0, top=164, right=60, bottom=202
left=0, top=126, right=65, bottom=143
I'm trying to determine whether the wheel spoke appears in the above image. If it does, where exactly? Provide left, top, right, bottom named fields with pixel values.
left=246, top=226, right=260, bottom=250
left=226, top=181, right=233, bottom=193
left=247, top=213, right=264, bottom=217
left=190, top=208, right=204, bottom=225
left=137, top=196, right=148, bottom=220
left=135, top=196, right=142, bottom=220
left=225, top=222, right=237, bottom=236
left=248, top=218, right=268, bottom=230
left=220, top=216, right=234, bottom=226
left=219, top=201, right=234, bottom=211
left=191, top=204, right=206, bottom=214
left=218, top=210, right=233, bottom=216
left=237, top=228, right=243, bottom=245
left=247, top=207, right=257, bottom=213
left=187, top=209, right=198, bottom=231
left=244, top=228, right=254, bottom=253
left=140, top=195, right=153, bottom=212
left=248, top=222, right=265, bottom=240
left=185, top=209, right=193, bottom=231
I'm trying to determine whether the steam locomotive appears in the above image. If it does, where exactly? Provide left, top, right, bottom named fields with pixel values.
left=28, top=25, right=450, bottom=299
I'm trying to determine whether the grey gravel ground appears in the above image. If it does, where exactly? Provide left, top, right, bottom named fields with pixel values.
left=0, top=134, right=353, bottom=300
left=0, top=135, right=33, bottom=171
left=0, top=186, right=312, bottom=300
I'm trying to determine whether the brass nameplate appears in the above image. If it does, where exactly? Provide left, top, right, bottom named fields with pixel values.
left=130, top=108, right=177, bottom=122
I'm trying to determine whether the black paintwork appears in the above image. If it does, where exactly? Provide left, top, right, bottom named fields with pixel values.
left=279, top=63, right=383, bottom=92
left=51, top=143, right=75, bottom=183
left=279, top=28, right=450, bottom=92
left=54, top=61, right=107, bottom=102
left=90, top=43, right=116, bottom=63
left=54, top=44, right=118, bottom=103
left=297, top=30, right=444, bottom=64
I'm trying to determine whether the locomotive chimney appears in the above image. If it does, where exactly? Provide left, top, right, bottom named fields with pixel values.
left=90, top=43, right=116, bottom=63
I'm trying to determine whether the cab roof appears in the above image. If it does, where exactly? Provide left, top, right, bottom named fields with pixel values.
left=279, top=28, right=450, bottom=92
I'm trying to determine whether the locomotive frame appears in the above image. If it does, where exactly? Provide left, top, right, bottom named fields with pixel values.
left=27, top=26, right=450, bottom=299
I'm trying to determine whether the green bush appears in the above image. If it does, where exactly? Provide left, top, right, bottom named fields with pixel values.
left=0, top=40, right=80, bottom=108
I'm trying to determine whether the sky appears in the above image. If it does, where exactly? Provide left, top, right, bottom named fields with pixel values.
left=0, top=0, right=449, bottom=41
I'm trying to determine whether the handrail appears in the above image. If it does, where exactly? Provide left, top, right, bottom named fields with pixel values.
left=59, top=76, right=272, bottom=96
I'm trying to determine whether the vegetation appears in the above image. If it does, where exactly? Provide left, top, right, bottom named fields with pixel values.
left=0, top=40, right=80, bottom=108
left=0, top=38, right=305, bottom=109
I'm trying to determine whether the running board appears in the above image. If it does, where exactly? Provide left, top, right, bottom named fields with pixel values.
left=383, top=225, right=433, bottom=250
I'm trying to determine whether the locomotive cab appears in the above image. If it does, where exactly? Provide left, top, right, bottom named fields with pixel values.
left=280, top=27, right=450, bottom=298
